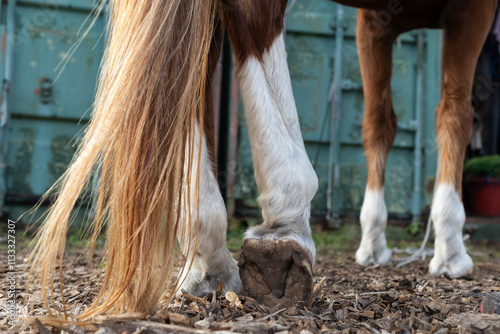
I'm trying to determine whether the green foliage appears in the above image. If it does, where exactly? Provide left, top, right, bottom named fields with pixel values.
left=405, top=220, right=421, bottom=236
left=464, top=155, right=500, bottom=179
left=226, top=224, right=245, bottom=252
left=0, top=230, right=31, bottom=250
left=312, top=224, right=361, bottom=253
left=66, top=225, right=106, bottom=249
left=225, top=223, right=362, bottom=254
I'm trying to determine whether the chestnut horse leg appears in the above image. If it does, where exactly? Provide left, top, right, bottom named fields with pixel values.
left=430, top=0, right=496, bottom=278
left=178, top=18, right=241, bottom=296
left=223, top=0, right=318, bottom=307
left=356, top=9, right=398, bottom=266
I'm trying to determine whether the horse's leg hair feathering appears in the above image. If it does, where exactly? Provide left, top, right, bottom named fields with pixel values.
left=429, top=0, right=496, bottom=278
left=223, top=0, right=318, bottom=308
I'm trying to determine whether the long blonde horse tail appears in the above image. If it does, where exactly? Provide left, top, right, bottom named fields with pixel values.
left=28, top=0, right=218, bottom=318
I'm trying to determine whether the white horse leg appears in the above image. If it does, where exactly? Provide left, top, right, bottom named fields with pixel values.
left=236, top=32, right=318, bottom=308
left=177, top=126, right=241, bottom=296
left=356, top=187, right=392, bottom=265
left=220, top=0, right=317, bottom=307
left=238, top=31, right=318, bottom=306
left=355, top=10, right=397, bottom=266
left=429, top=183, right=472, bottom=277
left=428, top=1, right=495, bottom=278
left=240, top=33, right=317, bottom=258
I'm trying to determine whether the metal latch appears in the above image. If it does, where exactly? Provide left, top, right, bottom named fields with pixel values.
left=39, top=77, right=52, bottom=104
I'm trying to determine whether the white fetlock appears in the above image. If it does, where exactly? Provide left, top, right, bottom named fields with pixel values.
left=356, top=188, right=392, bottom=266
left=178, top=249, right=241, bottom=296
left=356, top=239, right=392, bottom=266
left=429, top=184, right=473, bottom=278
left=429, top=247, right=473, bottom=278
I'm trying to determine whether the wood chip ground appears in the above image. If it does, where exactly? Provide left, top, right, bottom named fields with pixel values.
left=1, top=236, right=499, bottom=333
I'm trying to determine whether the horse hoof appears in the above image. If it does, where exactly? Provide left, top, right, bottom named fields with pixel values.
left=238, top=238, right=313, bottom=308
left=355, top=245, right=392, bottom=266
left=429, top=251, right=473, bottom=278
left=178, top=251, right=241, bottom=297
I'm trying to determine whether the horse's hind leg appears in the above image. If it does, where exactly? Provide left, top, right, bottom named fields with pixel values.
left=356, top=10, right=398, bottom=266
left=430, top=1, right=496, bottom=278
left=223, top=0, right=318, bottom=307
left=177, top=126, right=241, bottom=296
left=177, top=19, right=241, bottom=296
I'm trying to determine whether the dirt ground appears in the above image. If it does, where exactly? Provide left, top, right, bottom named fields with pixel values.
left=1, top=227, right=500, bottom=334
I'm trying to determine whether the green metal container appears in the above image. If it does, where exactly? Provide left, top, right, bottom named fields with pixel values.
left=4, top=0, right=105, bottom=222
left=3, top=0, right=443, bottom=227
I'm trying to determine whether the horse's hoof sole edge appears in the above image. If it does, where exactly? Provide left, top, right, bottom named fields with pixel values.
left=238, top=238, right=313, bottom=308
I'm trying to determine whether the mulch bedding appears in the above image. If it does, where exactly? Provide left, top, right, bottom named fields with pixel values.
left=1, top=242, right=500, bottom=334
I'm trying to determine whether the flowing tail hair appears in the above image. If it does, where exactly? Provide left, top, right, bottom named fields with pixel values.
left=28, top=0, right=218, bottom=318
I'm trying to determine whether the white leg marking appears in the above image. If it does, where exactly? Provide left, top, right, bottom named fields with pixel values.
left=356, top=187, right=392, bottom=266
left=238, top=33, right=317, bottom=261
left=429, top=183, right=472, bottom=278
left=177, top=127, right=241, bottom=296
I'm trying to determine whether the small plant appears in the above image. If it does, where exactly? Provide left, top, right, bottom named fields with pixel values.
left=226, top=224, right=246, bottom=252
left=405, top=220, right=421, bottom=236
left=464, top=155, right=500, bottom=179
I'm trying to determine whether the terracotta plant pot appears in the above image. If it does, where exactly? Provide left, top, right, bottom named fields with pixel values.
left=466, top=178, right=500, bottom=216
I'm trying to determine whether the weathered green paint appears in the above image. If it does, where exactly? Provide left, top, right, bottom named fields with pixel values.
left=12, top=1, right=104, bottom=120
left=464, top=221, right=500, bottom=242
left=11, top=127, right=35, bottom=195
left=8, top=119, right=85, bottom=196
left=4, top=0, right=105, bottom=220
left=49, top=134, right=76, bottom=179
left=233, top=1, right=442, bottom=219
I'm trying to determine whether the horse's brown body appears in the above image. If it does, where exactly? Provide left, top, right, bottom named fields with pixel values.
left=334, top=0, right=447, bottom=29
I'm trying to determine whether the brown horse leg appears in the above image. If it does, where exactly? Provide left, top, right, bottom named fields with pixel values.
left=430, top=0, right=496, bottom=278
left=356, top=9, right=398, bottom=266
left=223, top=0, right=318, bottom=307
left=177, top=15, right=241, bottom=296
